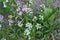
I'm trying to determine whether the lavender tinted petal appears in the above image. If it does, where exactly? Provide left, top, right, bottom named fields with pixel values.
left=0, top=14, right=4, bottom=21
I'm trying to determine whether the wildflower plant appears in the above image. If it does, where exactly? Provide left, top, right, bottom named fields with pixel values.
left=0, top=0, right=59, bottom=40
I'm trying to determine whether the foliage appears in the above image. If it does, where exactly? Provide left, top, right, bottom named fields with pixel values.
left=0, top=0, right=60, bottom=40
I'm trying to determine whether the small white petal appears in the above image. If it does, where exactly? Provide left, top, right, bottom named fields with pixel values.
left=32, top=16, right=37, bottom=21
left=25, top=22, right=32, bottom=30
left=8, top=19, right=14, bottom=23
left=24, top=29, right=30, bottom=35
left=3, top=2, right=7, bottom=8
left=35, top=23, right=42, bottom=30
left=18, top=11, right=22, bottom=16
left=39, top=15, right=44, bottom=20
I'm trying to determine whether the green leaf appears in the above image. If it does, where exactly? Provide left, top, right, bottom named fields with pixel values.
left=44, top=8, right=57, bottom=22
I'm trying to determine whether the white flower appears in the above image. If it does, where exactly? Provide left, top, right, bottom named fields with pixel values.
left=24, top=28, right=30, bottom=36
left=32, top=16, right=37, bottom=21
left=17, top=21, right=23, bottom=27
left=41, top=10, right=43, bottom=12
left=3, top=2, right=7, bottom=8
left=6, top=0, right=9, bottom=2
left=26, top=8, right=33, bottom=15
left=40, top=4, right=45, bottom=9
left=29, top=4, right=31, bottom=7
left=18, top=11, right=22, bottom=16
left=40, top=4, right=45, bottom=7
left=39, top=15, right=44, bottom=20
left=8, top=19, right=14, bottom=23
left=8, top=19, right=14, bottom=26
left=22, top=7, right=29, bottom=12
left=1, top=38, right=6, bottom=40
left=35, top=23, right=42, bottom=30
left=25, top=22, right=32, bottom=30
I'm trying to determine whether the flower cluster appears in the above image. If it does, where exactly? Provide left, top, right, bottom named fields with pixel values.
left=0, top=0, right=45, bottom=39
left=35, top=23, right=42, bottom=30
left=0, top=0, right=58, bottom=40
